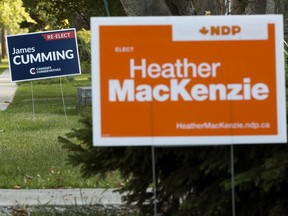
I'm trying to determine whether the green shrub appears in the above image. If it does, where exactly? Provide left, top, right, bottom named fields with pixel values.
left=58, top=111, right=230, bottom=215
left=77, top=29, right=91, bottom=73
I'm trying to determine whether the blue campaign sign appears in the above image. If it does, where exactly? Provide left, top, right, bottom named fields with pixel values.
left=6, top=28, right=81, bottom=82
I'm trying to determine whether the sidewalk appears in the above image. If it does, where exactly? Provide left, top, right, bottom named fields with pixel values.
left=0, top=188, right=123, bottom=207
left=0, top=69, right=17, bottom=110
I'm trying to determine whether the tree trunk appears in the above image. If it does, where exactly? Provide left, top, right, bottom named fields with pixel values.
left=245, top=0, right=267, bottom=14
left=165, top=0, right=196, bottom=15
left=193, top=0, right=224, bottom=15
left=120, top=0, right=196, bottom=16
left=266, top=0, right=276, bottom=13
left=275, top=0, right=285, bottom=14
left=1, top=28, right=6, bottom=59
left=231, top=0, right=245, bottom=14
left=284, top=1, right=288, bottom=39
left=0, top=28, right=2, bottom=63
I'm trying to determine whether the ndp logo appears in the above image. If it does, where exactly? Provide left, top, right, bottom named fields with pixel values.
left=199, top=25, right=241, bottom=36
left=30, top=68, right=36, bottom=75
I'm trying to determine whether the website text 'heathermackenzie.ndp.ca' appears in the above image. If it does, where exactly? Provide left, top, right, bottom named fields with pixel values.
left=108, top=58, right=269, bottom=102
left=176, top=121, right=271, bottom=130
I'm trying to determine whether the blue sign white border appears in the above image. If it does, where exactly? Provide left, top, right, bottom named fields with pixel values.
left=6, top=28, right=81, bottom=82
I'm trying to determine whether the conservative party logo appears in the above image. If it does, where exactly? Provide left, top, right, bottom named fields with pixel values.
left=29, top=66, right=61, bottom=75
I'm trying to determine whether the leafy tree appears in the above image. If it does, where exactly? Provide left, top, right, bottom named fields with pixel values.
left=0, top=0, right=35, bottom=33
left=22, top=0, right=125, bottom=31
left=77, top=28, right=91, bottom=73
left=0, top=0, right=35, bottom=59
left=21, top=0, right=67, bottom=32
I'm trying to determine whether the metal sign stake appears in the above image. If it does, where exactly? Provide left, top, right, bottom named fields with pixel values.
left=59, top=77, right=67, bottom=118
left=151, top=146, right=158, bottom=216
left=30, top=81, right=35, bottom=120
left=224, top=1, right=236, bottom=216
left=103, top=0, right=110, bottom=16
left=231, top=145, right=236, bottom=216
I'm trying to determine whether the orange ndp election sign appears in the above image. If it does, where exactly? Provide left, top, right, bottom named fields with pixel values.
left=91, top=15, right=287, bottom=146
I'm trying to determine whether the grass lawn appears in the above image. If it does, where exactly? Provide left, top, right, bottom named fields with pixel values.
left=0, top=58, right=9, bottom=74
left=0, top=74, right=123, bottom=189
